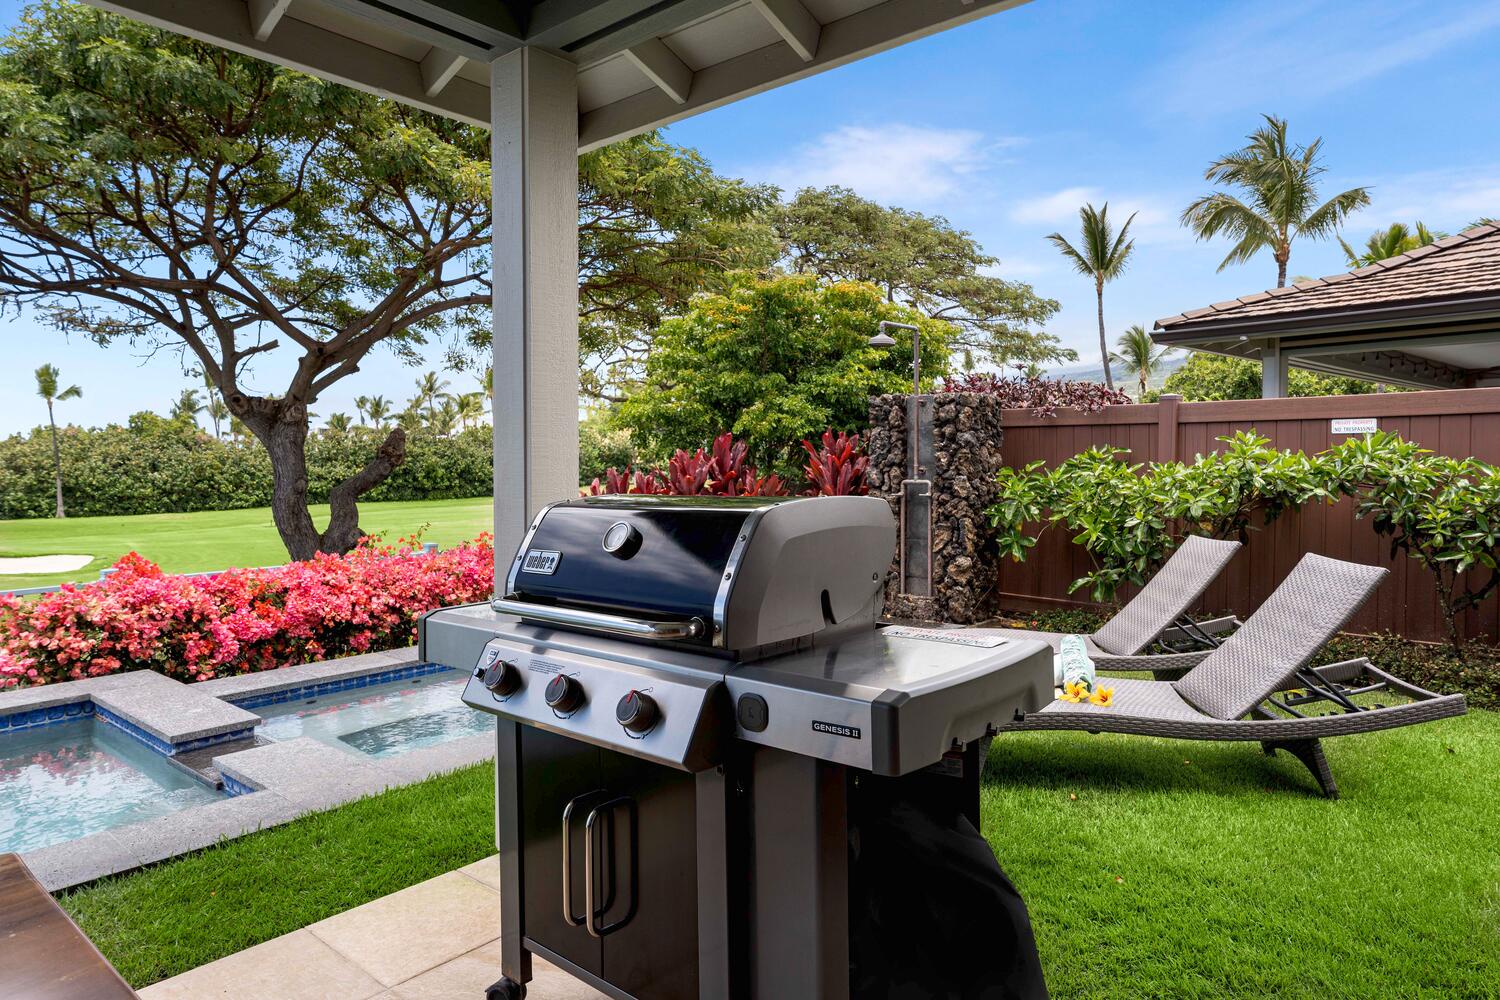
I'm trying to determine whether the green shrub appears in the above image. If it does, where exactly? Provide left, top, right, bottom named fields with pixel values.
left=988, top=432, right=1326, bottom=601
left=0, top=421, right=492, bottom=519
left=578, top=410, right=637, bottom=483
left=1160, top=351, right=1389, bottom=400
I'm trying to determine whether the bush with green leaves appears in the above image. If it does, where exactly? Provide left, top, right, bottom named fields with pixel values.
left=1155, top=351, right=1388, bottom=401
left=989, top=432, right=1326, bottom=601
left=614, top=274, right=949, bottom=479
left=0, top=420, right=493, bottom=519
left=1323, top=431, right=1500, bottom=654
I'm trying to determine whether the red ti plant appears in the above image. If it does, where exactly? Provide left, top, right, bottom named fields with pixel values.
left=802, top=430, right=869, bottom=496
left=582, top=467, right=667, bottom=496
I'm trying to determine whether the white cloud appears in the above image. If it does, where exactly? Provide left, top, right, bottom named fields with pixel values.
left=1143, top=1, right=1500, bottom=116
left=750, top=123, right=1000, bottom=205
left=1008, top=186, right=1183, bottom=243
left=1357, top=167, right=1500, bottom=230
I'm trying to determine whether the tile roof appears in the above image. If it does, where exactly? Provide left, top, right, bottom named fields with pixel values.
left=1155, top=223, right=1500, bottom=332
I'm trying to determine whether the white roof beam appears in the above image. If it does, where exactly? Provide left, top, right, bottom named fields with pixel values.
left=247, top=0, right=291, bottom=42
left=89, top=0, right=489, bottom=126
left=580, top=0, right=1030, bottom=151
left=420, top=47, right=467, bottom=97
left=749, top=0, right=820, bottom=62
left=622, top=38, right=693, bottom=105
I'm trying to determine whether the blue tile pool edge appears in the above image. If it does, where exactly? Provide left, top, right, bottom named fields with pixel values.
left=227, top=662, right=455, bottom=711
left=0, top=699, right=96, bottom=733
left=221, top=772, right=259, bottom=797
left=0, top=700, right=253, bottom=758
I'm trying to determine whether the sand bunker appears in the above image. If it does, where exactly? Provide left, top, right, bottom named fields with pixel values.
left=0, top=554, right=94, bottom=574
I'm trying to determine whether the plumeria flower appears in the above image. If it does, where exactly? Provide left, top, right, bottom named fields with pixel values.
left=1089, top=686, right=1115, bottom=708
left=1061, top=681, right=1089, bottom=703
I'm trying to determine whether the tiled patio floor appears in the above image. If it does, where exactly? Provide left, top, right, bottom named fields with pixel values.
left=139, top=856, right=605, bottom=999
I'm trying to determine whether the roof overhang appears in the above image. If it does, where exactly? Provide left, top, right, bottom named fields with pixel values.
left=86, top=0, right=1030, bottom=150
left=1152, top=296, right=1500, bottom=390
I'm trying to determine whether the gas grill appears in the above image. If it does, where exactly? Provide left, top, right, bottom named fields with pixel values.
left=419, top=495, right=1053, bottom=1000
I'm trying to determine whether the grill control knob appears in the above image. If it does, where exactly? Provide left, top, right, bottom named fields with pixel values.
left=615, top=690, right=658, bottom=734
left=482, top=659, right=521, bottom=697
left=545, top=674, right=584, bottom=713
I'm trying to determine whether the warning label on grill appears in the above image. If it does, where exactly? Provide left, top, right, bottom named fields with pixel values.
left=882, top=626, right=1010, bottom=648
left=812, top=720, right=862, bottom=740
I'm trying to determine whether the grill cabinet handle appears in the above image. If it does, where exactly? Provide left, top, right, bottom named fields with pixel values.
left=585, top=796, right=638, bottom=938
left=564, top=791, right=615, bottom=929
left=491, top=598, right=705, bottom=641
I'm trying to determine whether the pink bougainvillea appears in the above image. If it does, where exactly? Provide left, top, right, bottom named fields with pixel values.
left=0, top=535, right=494, bottom=690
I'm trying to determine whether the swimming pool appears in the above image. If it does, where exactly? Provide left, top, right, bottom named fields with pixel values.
left=0, top=719, right=222, bottom=854
left=251, top=674, right=491, bottom=758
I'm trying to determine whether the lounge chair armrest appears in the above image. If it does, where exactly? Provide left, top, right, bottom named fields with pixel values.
left=1157, top=615, right=1241, bottom=647
left=1093, top=648, right=1211, bottom=678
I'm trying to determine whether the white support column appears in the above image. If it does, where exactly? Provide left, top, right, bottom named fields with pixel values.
left=1261, top=339, right=1288, bottom=398
left=491, top=48, right=579, bottom=587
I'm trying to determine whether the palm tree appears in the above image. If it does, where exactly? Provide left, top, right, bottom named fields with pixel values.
left=170, top=387, right=204, bottom=426
left=364, top=395, right=391, bottom=431
left=1109, top=324, right=1175, bottom=398
left=1180, top=114, right=1370, bottom=288
left=430, top=397, right=460, bottom=437
left=454, top=391, right=486, bottom=431
left=1046, top=202, right=1137, bottom=391
left=354, top=395, right=371, bottom=426
left=324, top=412, right=353, bottom=435
left=200, top=373, right=228, bottom=438
left=413, top=371, right=450, bottom=423
left=1339, top=221, right=1445, bottom=268
left=34, top=364, right=81, bottom=518
left=206, top=395, right=230, bottom=438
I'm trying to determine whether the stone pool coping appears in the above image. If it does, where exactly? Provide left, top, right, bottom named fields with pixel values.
left=7, top=646, right=493, bottom=893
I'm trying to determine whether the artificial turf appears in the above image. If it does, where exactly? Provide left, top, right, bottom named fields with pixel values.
left=60, top=711, right=1498, bottom=996
left=0, top=497, right=493, bottom=591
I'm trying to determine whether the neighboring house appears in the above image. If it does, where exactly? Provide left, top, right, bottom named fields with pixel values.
left=1153, top=223, right=1500, bottom=397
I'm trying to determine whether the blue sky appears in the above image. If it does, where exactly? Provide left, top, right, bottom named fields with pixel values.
left=3, top=0, right=1499, bottom=433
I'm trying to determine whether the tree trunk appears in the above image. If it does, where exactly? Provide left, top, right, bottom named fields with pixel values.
left=1095, top=277, right=1113, bottom=390
left=47, top=401, right=65, bottom=518
left=1276, top=249, right=1289, bottom=288
left=238, top=397, right=407, bottom=561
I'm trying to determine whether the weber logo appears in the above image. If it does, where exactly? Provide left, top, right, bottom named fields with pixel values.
left=812, top=720, right=862, bottom=740
left=520, top=549, right=562, bottom=575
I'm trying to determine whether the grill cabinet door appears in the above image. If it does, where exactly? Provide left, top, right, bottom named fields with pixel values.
left=519, top=726, right=604, bottom=978
left=596, top=748, right=700, bottom=1000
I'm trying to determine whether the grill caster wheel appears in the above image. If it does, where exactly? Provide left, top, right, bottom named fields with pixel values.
left=486, top=976, right=525, bottom=999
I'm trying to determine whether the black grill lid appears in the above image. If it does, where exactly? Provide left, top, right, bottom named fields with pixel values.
left=505, top=496, right=796, bottom=629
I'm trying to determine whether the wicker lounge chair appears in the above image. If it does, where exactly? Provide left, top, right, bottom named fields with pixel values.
left=998, top=553, right=1467, bottom=798
left=979, top=534, right=1243, bottom=679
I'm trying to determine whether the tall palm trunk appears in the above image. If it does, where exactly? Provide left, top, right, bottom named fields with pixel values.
left=46, top=401, right=65, bottom=518
left=1095, top=275, right=1114, bottom=390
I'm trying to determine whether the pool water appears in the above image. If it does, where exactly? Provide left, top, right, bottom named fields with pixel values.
left=253, top=675, right=491, bottom=758
left=0, top=719, right=222, bottom=854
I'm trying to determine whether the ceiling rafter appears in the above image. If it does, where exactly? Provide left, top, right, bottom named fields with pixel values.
left=748, top=0, right=820, bottom=62
left=420, top=47, right=467, bottom=97
left=622, top=37, right=692, bottom=104
left=247, top=0, right=291, bottom=41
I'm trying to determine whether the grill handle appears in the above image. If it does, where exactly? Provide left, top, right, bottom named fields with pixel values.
left=585, top=797, right=637, bottom=938
left=491, top=598, right=705, bottom=642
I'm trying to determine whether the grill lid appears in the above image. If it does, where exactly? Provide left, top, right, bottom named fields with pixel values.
left=499, top=495, right=895, bottom=655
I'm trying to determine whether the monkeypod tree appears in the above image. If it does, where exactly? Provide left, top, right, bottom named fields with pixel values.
left=0, top=3, right=492, bottom=558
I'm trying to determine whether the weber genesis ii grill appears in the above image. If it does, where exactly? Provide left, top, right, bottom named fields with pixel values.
left=419, top=495, right=1053, bottom=1000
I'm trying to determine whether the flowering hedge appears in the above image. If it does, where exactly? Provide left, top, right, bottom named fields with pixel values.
left=0, top=536, right=494, bottom=689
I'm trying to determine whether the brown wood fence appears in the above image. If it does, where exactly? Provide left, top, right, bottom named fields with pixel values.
left=995, top=387, right=1500, bottom=643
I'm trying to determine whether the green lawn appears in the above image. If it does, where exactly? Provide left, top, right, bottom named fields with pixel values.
left=0, top=498, right=493, bottom=591
left=61, top=711, right=1499, bottom=996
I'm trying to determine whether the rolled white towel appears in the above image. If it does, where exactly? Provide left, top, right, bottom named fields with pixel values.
left=1054, top=634, right=1096, bottom=693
